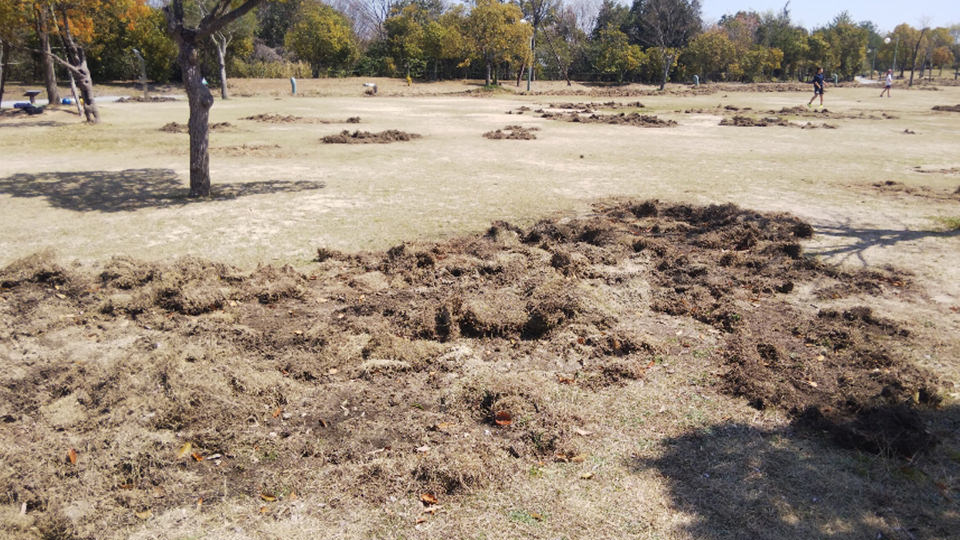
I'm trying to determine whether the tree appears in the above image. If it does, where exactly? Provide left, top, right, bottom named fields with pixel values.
left=200, top=1, right=256, bottom=99
left=284, top=1, right=357, bottom=77
left=165, top=0, right=265, bottom=198
left=932, top=45, right=954, bottom=75
left=0, top=0, right=28, bottom=110
left=591, top=24, right=642, bottom=82
left=255, top=0, right=300, bottom=47
left=680, top=28, right=735, bottom=80
left=34, top=5, right=61, bottom=106
left=383, top=4, right=425, bottom=77
left=816, top=12, right=867, bottom=80
left=466, top=0, right=531, bottom=86
left=517, top=0, right=558, bottom=89
left=628, top=0, right=702, bottom=89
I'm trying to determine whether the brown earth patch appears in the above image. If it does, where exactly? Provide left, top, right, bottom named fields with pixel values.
left=0, top=201, right=944, bottom=538
left=545, top=101, right=645, bottom=112
left=243, top=114, right=361, bottom=124
left=766, top=106, right=897, bottom=120
left=115, top=96, right=177, bottom=103
left=213, top=144, right=283, bottom=157
left=540, top=111, right=677, bottom=127
left=483, top=125, right=539, bottom=140
left=159, top=121, right=233, bottom=133
left=867, top=180, right=960, bottom=201
left=931, top=104, right=960, bottom=112
left=719, top=115, right=789, bottom=127
left=320, top=130, right=421, bottom=144
left=915, top=166, right=960, bottom=175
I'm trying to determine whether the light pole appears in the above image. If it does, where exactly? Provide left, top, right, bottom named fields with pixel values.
left=885, top=35, right=900, bottom=75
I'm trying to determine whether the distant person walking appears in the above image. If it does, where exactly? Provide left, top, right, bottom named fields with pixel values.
left=807, top=67, right=825, bottom=108
left=880, top=69, right=893, bottom=97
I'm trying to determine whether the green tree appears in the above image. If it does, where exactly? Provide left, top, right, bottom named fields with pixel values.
left=816, top=12, right=867, bottom=80
left=627, top=0, right=702, bottom=89
left=284, top=0, right=357, bottom=77
left=680, top=28, right=735, bottom=81
left=591, top=24, right=642, bottom=82
left=383, top=4, right=425, bottom=77
left=466, top=0, right=531, bottom=86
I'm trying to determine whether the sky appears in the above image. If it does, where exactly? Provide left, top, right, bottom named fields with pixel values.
left=699, top=0, right=960, bottom=32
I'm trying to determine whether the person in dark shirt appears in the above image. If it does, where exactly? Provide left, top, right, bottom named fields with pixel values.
left=807, top=67, right=825, bottom=108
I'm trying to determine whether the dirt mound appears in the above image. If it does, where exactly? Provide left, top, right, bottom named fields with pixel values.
left=243, top=114, right=361, bottom=124
left=159, top=121, right=232, bottom=133
left=719, top=115, right=789, bottom=127
left=867, top=180, right=960, bottom=201
left=546, top=101, right=645, bottom=112
left=321, top=130, right=421, bottom=144
left=932, top=104, right=960, bottom=112
left=116, top=96, right=177, bottom=103
left=213, top=144, right=283, bottom=156
left=541, top=111, right=676, bottom=127
left=0, top=201, right=943, bottom=537
left=483, top=125, right=539, bottom=140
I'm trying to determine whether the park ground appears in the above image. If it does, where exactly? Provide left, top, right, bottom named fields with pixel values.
left=0, top=77, right=959, bottom=539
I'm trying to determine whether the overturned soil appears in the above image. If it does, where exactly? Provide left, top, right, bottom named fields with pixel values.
left=719, top=115, right=836, bottom=129
left=0, top=200, right=945, bottom=538
left=213, top=144, right=283, bottom=157
left=159, top=121, right=233, bottom=133
left=867, top=180, right=960, bottom=201
left=546, top=101, right=645, bottom=112
left=767, top=106, right=898, bottom=120
left=540, top=111, right=677, bottom=127
left=320, top=129, right=421, bottom=144
left=115, top=96, right=177, bottom=103
left=483, top=125, right=539, bottom=140
left=931, top=104, right=960, bottom=112
left=243, top=114, right=361, bottom=124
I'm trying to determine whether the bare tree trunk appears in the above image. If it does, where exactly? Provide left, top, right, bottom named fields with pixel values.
left=36, top=10, right=60, bottom=106
left=0, top=40, right=8, bottom=110
left=179, top=44, right=214, bottom=197
left=908, top=29, right=926, bottom=87
left=485, top=60, right=491, bottom=86
left=659, top=51, right=673, bottom=91
left=541, top=30, right=572, bottom=86
left=68, top=71, right=83, bottom=117
left=55, top=13, right=99, bottom=123
left=212, top=34, right=230, bottom=100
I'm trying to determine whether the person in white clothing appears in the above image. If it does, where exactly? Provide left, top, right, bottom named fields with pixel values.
left=880, top=69, right=893, bottom=98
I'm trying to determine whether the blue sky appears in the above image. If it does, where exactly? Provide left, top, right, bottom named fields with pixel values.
left=699, top=0, right=960, bottom=32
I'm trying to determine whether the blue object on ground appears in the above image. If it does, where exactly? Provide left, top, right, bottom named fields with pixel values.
left=62, top=97, right=73, bottom=105
left=13, top=102, right=30, bottom=109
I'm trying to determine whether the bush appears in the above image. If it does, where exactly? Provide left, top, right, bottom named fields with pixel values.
left=229, top=59, right=310, bottom=79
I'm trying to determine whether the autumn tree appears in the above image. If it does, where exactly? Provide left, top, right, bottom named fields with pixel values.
left=0, top=1, right=28, bottom=109
left=466, top=0, right=531, bottom=86
left=164, top=0, right=266, bottom=197
left=627, top=0, right=701, bottom=89
left=284, top=0, right=357, bottom=77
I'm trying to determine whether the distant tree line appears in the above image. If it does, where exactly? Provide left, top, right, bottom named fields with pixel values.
left=2, top=0, right=959, bottom=104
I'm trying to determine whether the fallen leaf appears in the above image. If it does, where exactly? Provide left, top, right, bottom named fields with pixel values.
left=176, top=442, right=192, bottom=459
left=580, top=472, right=594, bottom=480
left=259, top=506, right=270, bottom=514
left=571, top=454, right=586, bottom=463
left=191, top=452, right=204, bottom=462
left=494, top=411, right=512, bottom=426
left=423, top=505, right=442, bottom=515
left=66, top=448, right=78, bottom=465
left=576, top=337, right=585, bottom=345
left=260, top=493, right=277, bottom=502
left=135, top=510, right=152, bottom=520
left=288, top=491, right=297, bottom=501
left=196, top=498, right=203, bottom=510
left=420, top=493, right=439, bottom=506
left=416, top=517, right=428, bottom=524
left=530, top=512, right=544, bottom=521
left=806, top=380, right=819, bottom=388
left=272, top=407, right=283, bottom=418
left=556, top=374, right=575, bottom=384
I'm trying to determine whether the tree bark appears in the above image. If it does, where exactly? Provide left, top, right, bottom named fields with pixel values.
left=179, top=42, right=214, bottom=197
left=659, top=51, right=673, bottom=91
left=485, top=60, right=491, bottom=86
left=36, top=9, right=60, bottom=106
left=0, top=40, right=8, bottom=110
left=56, top=18, right=99, bottom=123
left=215, top=40, right=229, bottom=100
left=908, top=29, right=926, bottom=87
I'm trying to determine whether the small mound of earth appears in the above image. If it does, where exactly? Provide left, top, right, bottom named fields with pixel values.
left=159, top=121, right=232, bottom=133
left=214, top=143, right=282, bottom=156
left=546, top=101, right=645, bottom=112
left=719, top=115, right=789, bottom=127
left=116, top=96, right=177, bottom=103
left=483, top=125, right=539, bottom=140
left=244, top=114, right=361, bottom=124
left=915, top=166, right=960, bottom=175
left=799, top=122, right=837, bottom=129
left=867, top=180, right=960, bottom=200
left=768, top=107, right=896, bottom=120
left=321, top=129, right=421, bottom=144
left=541, top=111, right=676, bottom=127
left=932, top=104, right=960, bottom=112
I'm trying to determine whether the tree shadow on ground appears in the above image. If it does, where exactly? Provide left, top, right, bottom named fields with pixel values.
left=631, top=406, right=960, bottom=540
left=0, top=169, right=326, bottom=212
left=807, top=221, right=960, bottom=266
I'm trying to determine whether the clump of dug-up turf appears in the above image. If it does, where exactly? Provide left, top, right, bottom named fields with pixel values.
left=244, top=114, right=361, bottom=124
left=116, top=96, right=176, bottom=103
left=540, top=111, right=676, bottom=127
left=160, top=121, right=232, bottom=133
left=0, top=200, right=943, bottom=538
left=483, top=125, right=539, bottom=140
left=719, top=115, right=789, bottom=127
left=931, top=104, right=960, bottom=112
left=321, top=129, right=421, bottom=143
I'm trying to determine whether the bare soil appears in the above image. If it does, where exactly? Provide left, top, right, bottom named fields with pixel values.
left=483, top=125, right=539, bottom=140
left=540, top=111, right=677, bottom=127
left=320, top=129, right=421, bottom=144
left=0, top=200, right=952, bottom=539
left=242, top=114, right=361, bottom=124
left=931, top=104, right=960, bottom=112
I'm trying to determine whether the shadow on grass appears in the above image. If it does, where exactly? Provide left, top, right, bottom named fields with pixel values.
left=808, top=222, right=960, bottom=266
left=0, top=169, right=325, bottom=212
left=631, top=406, right=960, bottom=539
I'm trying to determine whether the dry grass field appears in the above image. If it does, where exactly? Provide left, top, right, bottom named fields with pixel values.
left=0, top=77, right=959, bottom=539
